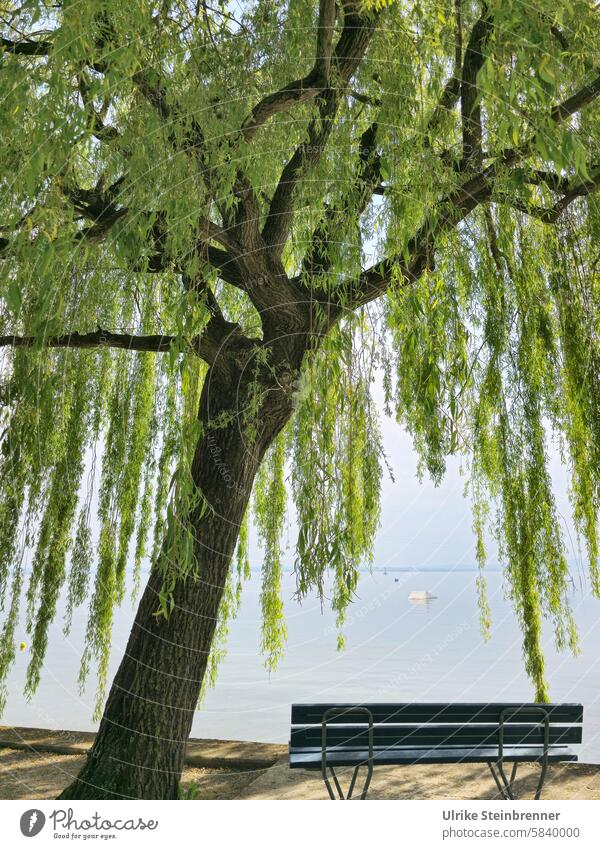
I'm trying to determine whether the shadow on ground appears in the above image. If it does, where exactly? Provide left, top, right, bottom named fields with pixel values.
left=1, top=746, right=599, bottom=800
left=235, top=757, right=600, bottom=800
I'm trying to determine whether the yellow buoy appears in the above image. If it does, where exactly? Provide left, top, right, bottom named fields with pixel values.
left=19, top=642, right=27, bottom=651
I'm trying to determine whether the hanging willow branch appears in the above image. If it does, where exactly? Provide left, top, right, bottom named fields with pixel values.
left=1, top=0, right=600, bottom=715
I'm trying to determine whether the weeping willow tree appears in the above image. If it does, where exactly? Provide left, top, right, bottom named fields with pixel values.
left=1, top=0, right=599, bottom=799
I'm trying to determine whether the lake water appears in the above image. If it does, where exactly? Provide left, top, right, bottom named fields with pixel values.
left=3, top=568, right=600, bottom=762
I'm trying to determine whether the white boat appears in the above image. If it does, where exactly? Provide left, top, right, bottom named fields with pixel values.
left=408, top=590, right=437, bottom=601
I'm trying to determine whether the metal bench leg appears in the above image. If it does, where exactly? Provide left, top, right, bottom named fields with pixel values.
left=347, top=765, right=360, bottom=799
left=509, top=762, right=519, bottom=797
left=535, top=762, right=548, bottom=801
left=488, top=761, right=518, bottom=799
left=322, top=764, right=374, bottom=800
left=496, top=761, right=518, bottom=800
left=323, top=766, right=345, bottom=799
left=322, top=770, right=335, bottom=800
left=360, top=761, right=374, bottom=800
left=491, top=760, right=549, bottom=801
left=321, top=707, right=374, bottom=800
left=505, top=762, right=518, bottom=799
left=351, top=762, right=374, bottom=799
left=497, top=706, right=550, bottom=801
left=488, top=762, right=505, bottom=798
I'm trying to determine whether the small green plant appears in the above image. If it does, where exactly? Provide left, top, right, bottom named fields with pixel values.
left=177, top=780, right=200, bottom=800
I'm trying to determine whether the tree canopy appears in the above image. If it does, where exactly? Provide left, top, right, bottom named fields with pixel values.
left=1, top=0, right=599, bottom=719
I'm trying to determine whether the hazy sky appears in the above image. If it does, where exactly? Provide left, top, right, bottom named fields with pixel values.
left=246, top=378, right=581, bottom=571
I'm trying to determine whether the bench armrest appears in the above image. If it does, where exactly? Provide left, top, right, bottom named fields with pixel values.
left=320, top=707, right=375, bottom=799
left=321, top=706, right=374, bottom=772
left=498, top=706, right=550, bottom=764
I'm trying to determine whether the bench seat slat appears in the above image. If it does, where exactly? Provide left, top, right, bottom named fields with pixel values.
left=289, top=746, right=578, bottom=769
left=290, top=724, right=581, bottom=747
left=291, top=703, right=583, bottom=725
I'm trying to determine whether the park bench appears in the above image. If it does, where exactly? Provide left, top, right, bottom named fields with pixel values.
left=289, top=702, right=583, bottom=800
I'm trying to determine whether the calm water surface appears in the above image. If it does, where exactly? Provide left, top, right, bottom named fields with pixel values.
left=4, top=569, right=600, bottom=761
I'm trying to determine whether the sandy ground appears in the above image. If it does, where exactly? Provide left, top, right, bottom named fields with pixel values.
left=237, top=757, right=600, bottom=800
left=0, top=748, right=267, bottom=800
left=1, top=747, right=599, bottom=800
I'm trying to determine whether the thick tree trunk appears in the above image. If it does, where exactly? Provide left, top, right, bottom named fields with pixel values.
left=59, top=361, right=293, bottom=799
left=58, top=543, right=234, bottom=800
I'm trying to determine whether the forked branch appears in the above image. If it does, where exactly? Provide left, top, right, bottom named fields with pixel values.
left=339, top=72, right=600, bottom=311
left=262, top=3, right=379, bottom=253
left=240, top=0, right=338, bottom=142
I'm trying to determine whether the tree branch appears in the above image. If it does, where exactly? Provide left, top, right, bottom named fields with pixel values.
left=301, top=122, right=381, bottom=279
left=504, top=170, right=600, bottom=223
left=1, top=21, right=245, bottom=258
left=424, top=0, right=463, bottom=138
left=0, top=318, right=248, bottom=366
left=0, top=330, right=177, bottom=354
left=522, top=169, right=573, bottom=193
left=240, top=0, right=337, bottom=143
left=77, top=70, right=121, bottom=143
left=337, top=72, right=600, bottom=312
left=499, top=72, right=600, bottom=166
left=1, top=36, right=53, bottom=56
left=1, top=176, right=244, bottom=288
left=204, top=246, right=245, bottom=288
left=262, top=3, right=379, bottom=254
left=459, top=2, right=492, bottom=170
left=551, top=73, right=600, bottom=122
left=64, top=176, right=239, bottom=263
left=315, top=0, right=337, bottom=82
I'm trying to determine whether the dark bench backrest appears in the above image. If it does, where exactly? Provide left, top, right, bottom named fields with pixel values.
left=290, top=703, right=583, bottom=750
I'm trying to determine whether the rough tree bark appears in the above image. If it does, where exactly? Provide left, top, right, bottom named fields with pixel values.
left=59, top=345, right=297, bottom=799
